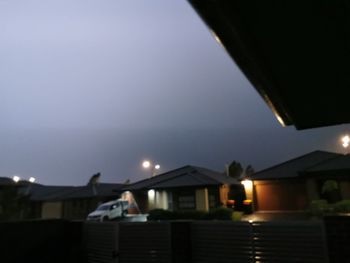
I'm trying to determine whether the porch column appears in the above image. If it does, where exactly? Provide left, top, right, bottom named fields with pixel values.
left=195, top=188, right=209, bottom=211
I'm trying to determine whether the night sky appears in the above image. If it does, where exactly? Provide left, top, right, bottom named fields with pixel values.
left=1, top=0, right=349, bottom=185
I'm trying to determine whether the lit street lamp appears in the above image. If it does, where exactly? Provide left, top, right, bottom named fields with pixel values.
left=29, top=177, right=36, bottom=183
left=342, top=135, right=350, bottom=149
left=12, top=175, right=20, bottom=183
left=142, top=160, right=160, bottom=177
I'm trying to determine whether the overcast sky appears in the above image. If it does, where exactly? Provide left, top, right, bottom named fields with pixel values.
left=1, top=0, right=349, bottom=185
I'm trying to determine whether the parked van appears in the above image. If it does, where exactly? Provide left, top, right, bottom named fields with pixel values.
left=87, top=199, right=129, bottom=221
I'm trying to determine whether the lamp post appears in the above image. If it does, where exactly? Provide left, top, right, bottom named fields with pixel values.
left=142, top=160, right=160, bottom=177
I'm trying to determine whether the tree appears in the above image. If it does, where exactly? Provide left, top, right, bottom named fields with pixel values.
left=321, top=180, right=341, bottom=203
left=226, top=161, right=255, bottom=179
left=244, top=165, right=255, bottom=178
left=227, top=161, right=243, bottom=179
left=0, top=186, right=30, bottom=221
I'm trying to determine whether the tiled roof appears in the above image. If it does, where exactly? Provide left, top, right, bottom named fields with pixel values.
left=306, top=154, right=350, bottom=172
left=24, top=183, right=124, bottom=201
left=125, top=165, right=238, bottom=191
left=0, top=177, right=15, bottom=186
left=250, top=150, right=341, bottom=180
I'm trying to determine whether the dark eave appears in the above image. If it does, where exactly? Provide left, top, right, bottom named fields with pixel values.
left=188, top=0, right=350, bottom=129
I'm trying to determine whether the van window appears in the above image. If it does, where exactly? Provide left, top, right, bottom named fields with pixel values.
left=110, top=203, right=119, bottom=210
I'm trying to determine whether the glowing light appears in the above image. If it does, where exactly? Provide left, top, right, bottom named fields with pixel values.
left=248, top=220, right=253, bottom=223
left=274, top=113, right=286, bottom=127
left=13, top=175, right=20, bottom=183
left=241, top=180, right=253, bottom=189
left=243, top=199, right=253, bottom=205
left=210, top=30, right=224, bottom=47
left=142, top=160, right=151, bottom=169
left=342, top=135, right=350, bottom=148
left=154, top=164, right=160, bottom=170
left=148, top=189, right=155, bottom=200
left=227, top=200, right=235, bottom=205
left=29, top=177, right=36, bottom=183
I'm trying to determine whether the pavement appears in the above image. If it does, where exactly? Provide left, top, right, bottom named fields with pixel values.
left=241, top=211, right=317, bottom=222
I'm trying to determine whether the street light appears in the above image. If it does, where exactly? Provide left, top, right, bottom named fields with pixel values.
left=341, top=135, right=350, bottom=149
left=142, top=160, right=161, bottom=177
left=12, top=175, right=20, bottom=183
left=29, top=177, right=36, bottom=183
left=142, top=160, right=151, bottom=169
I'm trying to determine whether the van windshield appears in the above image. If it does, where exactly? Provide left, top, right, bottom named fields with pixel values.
left=96, top=205, right=110, bottom=211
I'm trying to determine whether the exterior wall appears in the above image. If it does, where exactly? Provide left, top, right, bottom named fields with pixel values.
left=63, top=198, right=100, bottom=220
left=254, top=180, right=308, bottom=211
left=306, top=179, right=320, bottom=201
left=155, top=190, right=169, bottom=210
left=219, top=184, right=230, bottom=206
left=195, top=188, right=209, bottom=212
left=147, top=189, right=156, bottom=210
left=137, top=186, right=224, bottom=213
left=133, top=191, right=148, bottom=213
left=41, top=201, right=62, bottom=219
left=339, top=181, right=350, bottom=199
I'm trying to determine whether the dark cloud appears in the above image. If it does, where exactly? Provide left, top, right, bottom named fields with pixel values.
left=0, top=0, right=348, bottom=185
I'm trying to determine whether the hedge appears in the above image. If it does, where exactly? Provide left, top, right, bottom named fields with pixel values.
left=147, top=208, right=233, bottom=221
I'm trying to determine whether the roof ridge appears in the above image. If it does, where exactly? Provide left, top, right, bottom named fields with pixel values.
left=303, top=154, right=343, bottom=171
left=192, top=168, right=227, bottom=184
left=147, top=171, right=198, bottom=188
left=126, top=165, right=193, bottom=187
left=253, top=150, right=340, bottom=176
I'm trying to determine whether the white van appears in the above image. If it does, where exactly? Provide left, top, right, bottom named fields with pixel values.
left=87, top=199, right=129, bottom=221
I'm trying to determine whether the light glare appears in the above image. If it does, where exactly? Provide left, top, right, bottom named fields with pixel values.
left=241, top=179, right=253, bottom=189
left=142, top=160, right=151, bottom=169
left=29, top=177, right=36, bottom=183
left=342, top=135, right=350, bottom=148
left=13, top=175, right=20, bottom=183
left=155, top=164, right=160, bottom=170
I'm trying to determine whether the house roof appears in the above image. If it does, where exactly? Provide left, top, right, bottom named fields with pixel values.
left=21, top=183, right=124, bottom=201
left=188, top=1, right=350, bottom=130
left=306, top=154, right=350, bottom=173
left=0, top=178, right=41, bottom=187
left=0, top=177, right=15, bottom=186
left=125, top=165, right=238, bottom=191
left=250, top=151, right=341, bottom=180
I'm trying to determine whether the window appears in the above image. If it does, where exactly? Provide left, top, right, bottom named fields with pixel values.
left=178, top=195, right=195, bottom=209
left=209, top=195, right=216, bottom=208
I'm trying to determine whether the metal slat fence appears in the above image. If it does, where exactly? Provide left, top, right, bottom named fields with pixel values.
left=83, top=220, right=329, bottom=263
left=252, top=221, right=328, bottom=263
left=191, top=221, right=253, bottom=263
left=84, top=222, right=119, bottom=263
left=118, top=222, right=172, bottom=263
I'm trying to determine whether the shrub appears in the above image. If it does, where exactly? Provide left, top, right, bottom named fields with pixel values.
left=232, top=211, right=243, bottom=221
left=322, top=180, right=338, bottom=193
left=206, top=208, right=233, bottom=220
left=334, top=200, right=350, bottom=213
left=173, top=210, right=207, bottom=220
left=147, top=209, right=174, bottom=220
left=147, top=208, right=234, bottom=221
left=309, top=199, right=329, bottom=216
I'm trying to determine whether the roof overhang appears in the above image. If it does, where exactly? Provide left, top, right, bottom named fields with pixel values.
left=188, top=0, right=350, bottom=130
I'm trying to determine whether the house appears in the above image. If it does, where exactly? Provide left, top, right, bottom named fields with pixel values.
left=246, top=150, right=350, bottom=211
left=124, top=165, right=244, bottom=213
left=27, top=181, right=125, bottom=220
left=0, top=175, right=125, bottom=220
